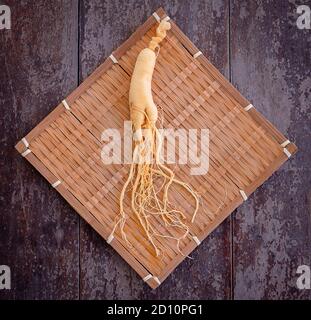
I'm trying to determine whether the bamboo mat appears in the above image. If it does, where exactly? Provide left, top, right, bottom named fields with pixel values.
left=15, top=8, right=297, bottom=289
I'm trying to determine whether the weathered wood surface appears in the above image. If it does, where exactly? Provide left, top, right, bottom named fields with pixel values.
left=231, top=1, right=311, bottom=299
left=0, top=1, right=79, bottom=299
left=0, top=0, right=310, bottom=299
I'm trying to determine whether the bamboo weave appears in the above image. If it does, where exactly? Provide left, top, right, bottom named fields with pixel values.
left=15, top=8, right=297, bottom=289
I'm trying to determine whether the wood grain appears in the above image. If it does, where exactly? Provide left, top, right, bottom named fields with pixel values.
left=0, top=0, right=79, bottom=299
left=231, top=0, right=311, bottom=300
left=0, top=0, right=309, bottom=300
left=12, top=7, right=296, bottom=291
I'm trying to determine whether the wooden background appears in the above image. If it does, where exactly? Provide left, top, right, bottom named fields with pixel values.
left=0, top=0, right=310, bottom=300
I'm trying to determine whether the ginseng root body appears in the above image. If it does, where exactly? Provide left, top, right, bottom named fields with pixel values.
left=109, top=20, right=200, bottom=256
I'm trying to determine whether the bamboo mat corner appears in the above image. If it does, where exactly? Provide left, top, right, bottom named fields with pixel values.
left=15, top=8, right=297, bottom=289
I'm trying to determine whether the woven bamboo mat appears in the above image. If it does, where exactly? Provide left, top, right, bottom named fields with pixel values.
left=15, top=8, right=297, bottom=289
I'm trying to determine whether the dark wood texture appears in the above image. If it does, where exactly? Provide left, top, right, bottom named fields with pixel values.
left=0, top=1, right=79, bottom=299
left=231, top=1, right=311, bottom=299
left=0, top=0, right=310, bottom=299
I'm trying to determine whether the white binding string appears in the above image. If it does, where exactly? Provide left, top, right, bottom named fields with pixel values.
left=283, top=148, right=291, bottom=158
left=153, top=276, right=161, bottom=285
left=281, top=140, right=290, bottom=148
left=239, top=190, right=248, bottom=201
left=21, top=149, right=31, bottom=157
left=193, top=51, right=202, bottom=59
left=22, top=137, right=29, bottom=148
left=163, top=16, right=170, bottom=22
left=62, top=99, right=70, bottom=111
left=152, top=12, right=161, bottom=23
left=107, top=234, right=114, bottom=244
left=109, top=54, right=118, bottom=64
left=192, top=236, right=201, bottom=246
left=143, top=274, right=153, bottom=282
left=244, top=104, right=254, bottom=111
left=51, top=180, right=61, bottom=188
left=281, top=140, right=291, bottom=157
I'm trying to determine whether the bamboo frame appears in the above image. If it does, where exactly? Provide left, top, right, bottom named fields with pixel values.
left=15, top=8, right=297, bottom=289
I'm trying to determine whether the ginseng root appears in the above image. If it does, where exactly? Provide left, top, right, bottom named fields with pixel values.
left=108, top=20, right=200, bottom=256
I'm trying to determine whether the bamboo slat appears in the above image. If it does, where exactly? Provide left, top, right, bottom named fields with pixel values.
left=15, top=8, right=297, bottom=289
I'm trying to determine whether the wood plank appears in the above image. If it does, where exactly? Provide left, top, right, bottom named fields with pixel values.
left=0, top=1, right=79, bottom=299
left=231, top=1, right=311, bottom=299
left=78, top=1, right=231, bottom=299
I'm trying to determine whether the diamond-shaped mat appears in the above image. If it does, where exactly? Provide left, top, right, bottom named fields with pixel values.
left=15, top=8, right=297, bottom=288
